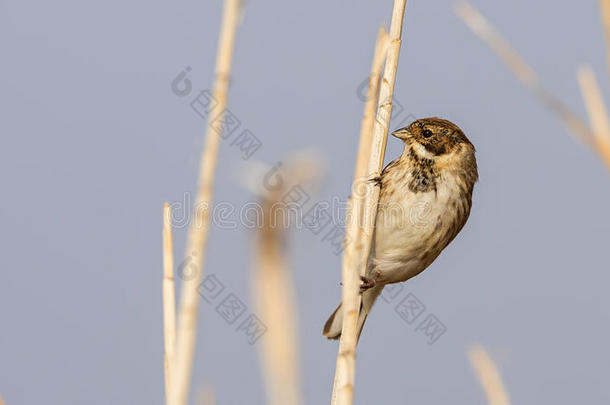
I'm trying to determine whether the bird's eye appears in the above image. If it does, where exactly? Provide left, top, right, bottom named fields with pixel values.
left=422, top=129, right=433, bottom=138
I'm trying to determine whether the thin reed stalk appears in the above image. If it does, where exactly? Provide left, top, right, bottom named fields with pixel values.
left=599, top=0, right=610, bottom=73
left=197, top=385, right=215, bottom=405
left=468, top=345, right=511, bottom=405
left=253, top=192, right=302, bottom=405
left=330, top=2, right=407, bottom=404
left=172, top=1, right=242, bottom=405
left=329, top=25, right=388, bottom=404
left=163, top=203, right=177, bottom=404
left=245, top=155, right=320, bottom=405
left=577, top=66, right=610, bottom=169
left=455, top=1, right=594, bottom=146
left=353, top=27, right=390, bottom=183
left=348, top=25, right=389, bottom=305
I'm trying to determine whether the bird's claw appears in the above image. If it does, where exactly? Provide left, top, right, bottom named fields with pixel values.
left=359, top=275, right=376, bottom=293
left=368, top=176, right=382, bottom=187
left=339, top=276, right=376, bottom=292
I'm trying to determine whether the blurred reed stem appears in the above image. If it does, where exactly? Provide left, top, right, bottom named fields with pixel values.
left=197, top=385, right=215, bottom=405
left=252, top=192, right=303, bottom=405
left=455, top=1, right=594, bottom=145
left=468, top=345, right=511, bottom=405
left=456, top=1, right=610, bottom=172
left=599, top=0, right=610, bottom=74
left=577, top=66, right=610, bottom=169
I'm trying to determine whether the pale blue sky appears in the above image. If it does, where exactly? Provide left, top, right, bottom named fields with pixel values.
left=1, top=1, right=610, bottom=404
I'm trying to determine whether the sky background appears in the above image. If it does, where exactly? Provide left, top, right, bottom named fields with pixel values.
left=2, top=0, right=610, bottom=404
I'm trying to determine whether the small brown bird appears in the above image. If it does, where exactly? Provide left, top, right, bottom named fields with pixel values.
left=323, top=117, right=478, bottom=340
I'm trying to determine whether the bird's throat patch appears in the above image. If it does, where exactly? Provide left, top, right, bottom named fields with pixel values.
left=407, top=147, right=437, bottom=193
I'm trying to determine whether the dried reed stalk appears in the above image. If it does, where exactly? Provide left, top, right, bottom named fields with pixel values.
left=172, top=1, right=242, bottom=405
left=353, top=27, right=390, bottom=183
left=599, top=0, right=610, bottom=73
left=246, top=155, right=321, bottom=405
left=347, top=25, right=389, bottom=305
left=331, top=2, right=407, bottom=404
left=455, top=1, right=594, bottom=145
left=197, top=385, right=215, bottom=405
left=253, top=192, right=302, bottom=405
left=163, top=203, right=177, bottom=404
left=577, top=66, right=610, bottom=169
left=468, top=345, right=511, bottom=405
left=329, top=25, right=388, bottom=404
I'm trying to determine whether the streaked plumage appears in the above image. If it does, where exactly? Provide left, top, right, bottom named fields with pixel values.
left=323, top=117, right=478, bottom=340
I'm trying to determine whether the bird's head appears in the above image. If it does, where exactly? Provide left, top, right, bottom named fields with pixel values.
left=391, top=117, right=475, bottom=159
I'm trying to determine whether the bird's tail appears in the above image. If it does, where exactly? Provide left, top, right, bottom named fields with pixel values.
left=322, top=302, right=368, bottom=340
left=322, top=284, right=383, bottom=341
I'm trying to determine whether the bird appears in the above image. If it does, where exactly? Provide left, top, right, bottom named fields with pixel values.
left=323, top=117, right=478, bottom=340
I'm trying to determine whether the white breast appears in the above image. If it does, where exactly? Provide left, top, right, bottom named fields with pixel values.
left=371, top=170, right=469, bottom=284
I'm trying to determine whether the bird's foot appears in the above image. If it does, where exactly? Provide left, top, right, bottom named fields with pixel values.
left=359, top=275, right=376, bottom=293
left=339, top=276, right=376, bottom=292
left=368, top=176, right=382, bottom=188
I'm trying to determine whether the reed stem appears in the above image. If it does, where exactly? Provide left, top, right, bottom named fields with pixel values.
left=253, top=192, right=302, bottom=405
left=330, top=2, right=407, bottom=404
left=468, top=345, right=511, bottom=405
left=577, top=66, right=610, bottom=169
left=162, top=203, right=177, bottom=404
left=172, top=1, right=242, bottom=404
left=455, top=1, right=594, bottom=145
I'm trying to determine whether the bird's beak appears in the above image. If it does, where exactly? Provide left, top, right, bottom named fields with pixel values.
left=391, top=128, right=410, bottom=140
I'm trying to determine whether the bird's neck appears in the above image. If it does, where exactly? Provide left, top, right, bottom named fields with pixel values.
left=403, top=144, right=435, bottom=169
left=405, top=143, right=436, bottom=162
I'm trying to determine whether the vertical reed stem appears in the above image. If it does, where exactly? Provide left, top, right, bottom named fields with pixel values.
left=331, top=2, right=407, bottom=404
left=163, top=203, right=177, bottom=404
left=172, top=1, right=242, bottom=405
left=253, top=195, right=302, bottom=405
